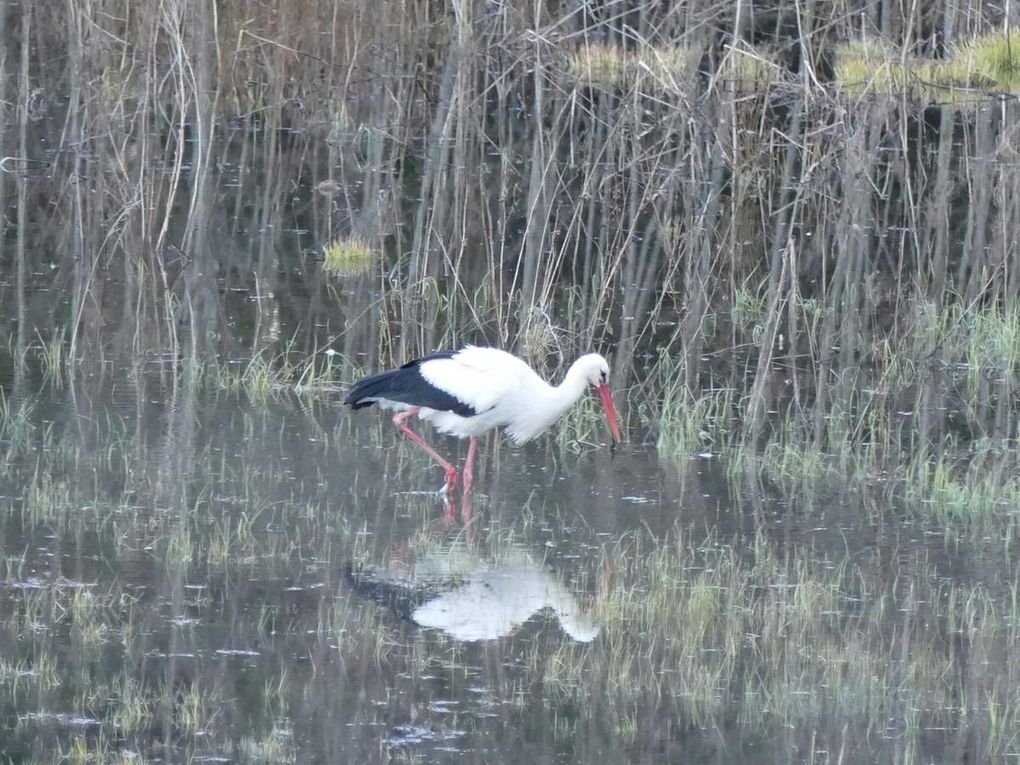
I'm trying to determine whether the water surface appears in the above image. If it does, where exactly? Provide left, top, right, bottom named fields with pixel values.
left=1, top=372, right=1014, bottom=763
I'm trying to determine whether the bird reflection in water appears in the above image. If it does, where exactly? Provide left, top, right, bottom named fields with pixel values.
left=346, top=542, right=599, bottom=643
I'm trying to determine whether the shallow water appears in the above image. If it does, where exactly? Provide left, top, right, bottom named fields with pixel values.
left=0, top=372, right=1015, bottom=763
left=2, top=26, right=1020, bottom=753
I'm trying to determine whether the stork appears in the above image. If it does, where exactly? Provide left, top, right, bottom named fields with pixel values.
left=344, top=347, right=622, bottom=495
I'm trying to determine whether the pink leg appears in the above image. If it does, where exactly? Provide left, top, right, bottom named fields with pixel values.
left=392, top=408, right=458, bottom=492
left=462, top=437, right=479, bottom=497
left=460, top=492, right=474, bottom=528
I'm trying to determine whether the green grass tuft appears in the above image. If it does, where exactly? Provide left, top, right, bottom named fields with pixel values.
left=322, top=237, right=374, bottom=277
left=836, top=33, right=1020, bottom=99
left=567, top=43, right=696, bottom=88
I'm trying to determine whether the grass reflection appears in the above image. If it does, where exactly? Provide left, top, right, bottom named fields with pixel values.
left=0, top=378, right=1017, bottom=762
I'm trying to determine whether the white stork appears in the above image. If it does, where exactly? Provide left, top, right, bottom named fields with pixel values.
left=344, top=347, right=622, bottom=494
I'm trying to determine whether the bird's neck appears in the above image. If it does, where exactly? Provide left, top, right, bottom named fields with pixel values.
left=507, top=359, right=592, bottom=444
left=549, top=364, right=590, bottom=411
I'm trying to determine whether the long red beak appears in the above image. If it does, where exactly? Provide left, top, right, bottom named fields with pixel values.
left=596, top=383, right=622, bottom=444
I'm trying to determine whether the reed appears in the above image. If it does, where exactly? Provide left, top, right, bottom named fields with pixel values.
left=4, top=2, right=1020, bottom=759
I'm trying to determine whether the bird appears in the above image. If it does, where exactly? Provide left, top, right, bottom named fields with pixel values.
left=344, top=347, right=622, bottom=495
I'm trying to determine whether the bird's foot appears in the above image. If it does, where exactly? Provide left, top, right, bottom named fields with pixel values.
left=440, top=467, right=459, bottom=495
left=445, top=467, right=459, bottom=492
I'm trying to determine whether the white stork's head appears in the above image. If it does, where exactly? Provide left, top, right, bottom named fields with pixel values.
left=573, top=353, right=611, bottom=387
left=571, top=354, right=622, bottom=443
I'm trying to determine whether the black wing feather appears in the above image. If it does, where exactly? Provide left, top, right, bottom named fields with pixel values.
left=345, top=352, right=477, bottom=417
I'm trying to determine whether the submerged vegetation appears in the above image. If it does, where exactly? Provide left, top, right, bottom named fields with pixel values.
left=3, top=0, right=1020, bottom=760
left=582, top=532, right=1020, bottom=759
left=0, top=387, right=1016, bottom=761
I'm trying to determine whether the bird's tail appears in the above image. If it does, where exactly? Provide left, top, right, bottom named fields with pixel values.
left=344, top=355, right=476, bottom=416
left=344, top=369, right=404, bottom=409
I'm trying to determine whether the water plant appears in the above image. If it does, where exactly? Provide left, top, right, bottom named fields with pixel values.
left=567, top=43, right=695, bottom=89
left=2, top=1, right=1020, bottom=761
left=322, top=237, right=374, bottom=277
left=835, top=31, right=1020, bottom=98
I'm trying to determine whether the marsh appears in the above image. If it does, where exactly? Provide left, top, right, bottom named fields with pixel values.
left=1, top=1, right=1019, bottom=762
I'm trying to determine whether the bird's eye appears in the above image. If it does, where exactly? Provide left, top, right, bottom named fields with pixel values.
left=600, top=371, right=608, bottom=383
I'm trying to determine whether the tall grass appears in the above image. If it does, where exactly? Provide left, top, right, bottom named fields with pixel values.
left=4, top=1, right=1020, bottom=525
